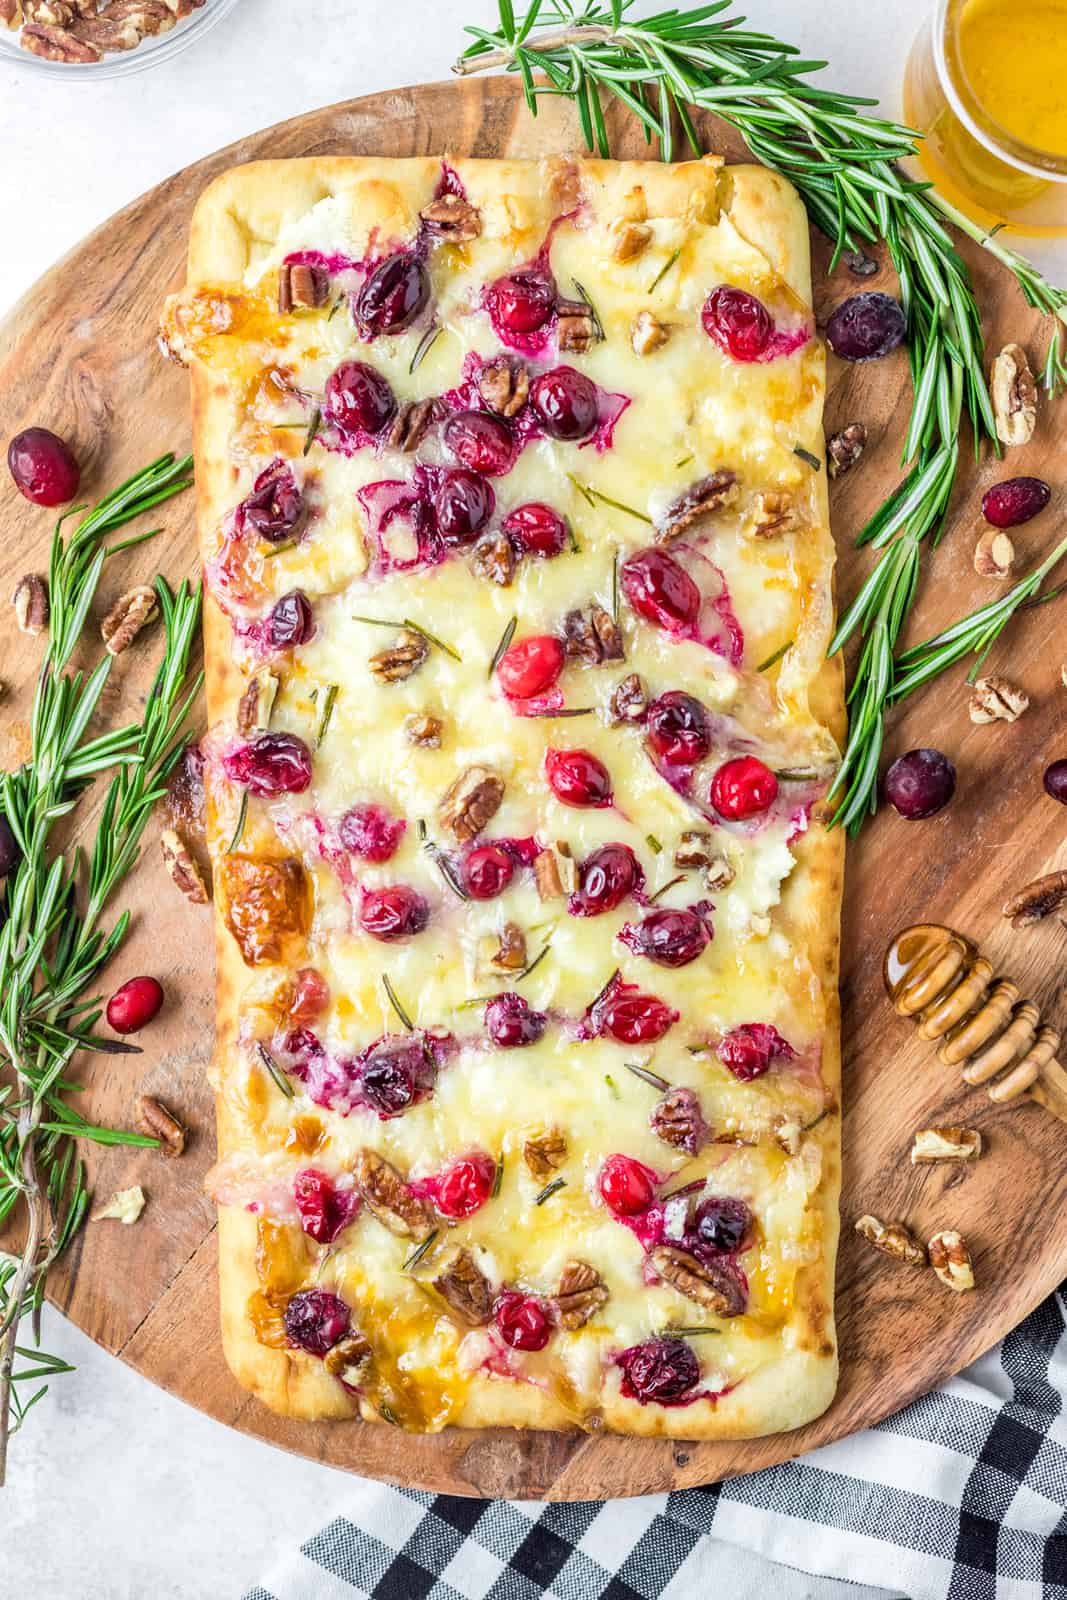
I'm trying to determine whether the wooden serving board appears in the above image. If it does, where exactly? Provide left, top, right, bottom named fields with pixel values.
left=2, top=76, right=1067, bottom=1502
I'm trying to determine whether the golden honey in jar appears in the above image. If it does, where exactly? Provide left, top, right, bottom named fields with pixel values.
left=904, top=0, right=1067, bottom=235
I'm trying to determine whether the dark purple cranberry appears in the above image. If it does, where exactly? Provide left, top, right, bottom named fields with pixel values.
left=502, top=502, right=569, bottom=558
left=434, top=468, right=495, bottom=545
left=239, top=459, right=307, bottom=543
left=486, top=266, right=556, bottom=334
left=0, top=815, right=21, bottom=879
left=484, top=992, right=546, bottom=1048
left=283, top=1288, right=350, bottom=1355
left=884, top=748, right=956, bottom=820
left=717, top=1022, right=795, bottom=1082
left=359, top=1035, right=436, bottom=1117
left=269, top=589, right=315, bottom=650
left=621, top=549, right=700, bottom=632
left=545, top=747, right=613, bottom=808
left=702, top=286, right=773, bottom=361
left=825, top=292, right=906, bottom=362
left=7, top=427, right=80, bottom=507
left=693, top=1196, right=752, bottom=1254
left=529, top=366, right=599, bottom=441
left=293, top=1169, right=359, bottom=1244
left=1043, top=760, right=1067, bottom=804
left=494, top=1291, right=552, bottom=1351
left=463, top=843, right=515, bottom=900
left=355, top=252, right=429, bottom=337
left=981, top=476, right=1051, bottom=529
left=359, top=885, right=429, bottom=942
left=338, top=801, right=406, bottom=862
left=618, top=1338, right=699, bottom=1404
left=646, top=691, right=711, bottom=765
left=323, top=360, right=397, bottom=436
left=620, top=907, right=710, bottom=968
left=570, top=843, right=643, bottom=917
left=442, top=410, right=516, bottom=477
left=225, top=732, right=313, bottom=796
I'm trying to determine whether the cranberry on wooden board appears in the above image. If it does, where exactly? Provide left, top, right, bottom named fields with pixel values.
left=463, top=844, right=515, bottom=900
left=434, top=468, right=495, bottom=545
left=884, top=748, right=956, bottom=820
left=359, top=885, right=430, bottom=942
left=717, top=1022, right=795, bottom=1081
left=825, top=292, right=906, bottom=362
left=355, top=252, right=429, bottom=337
left=442, top=410, right=516, bottom=476
left=545, top=747, right=613, bottom=808
left=293, top=1169, right=358, bottom=1244
left=486, top=266, right=556, bottom=334
left=106, top=975, right=164, bottom=1034
left=620, top=907, right=710, bottom=968
left=693, top=1196, right=752, bottom=1254
left=709, top=756, right=778, bottom=820
left=238, top=459, right=307, bottom=543
left=1045, top=761, right=1067, bottom=804
left=702, top=286, right=773, bottom=361
left=570, top=843, right=643, bottom=917
left=981, top=477, right=1051, bottom=528
left=618, top=1337, right=700, bottom=1403
left=621, top=549, right=701, bottom=632
left=646, top=692, right=712, bottom=766
left=269, top=589, right=315, bottom=650
left=225, top=733, right=313, bottom=797
left=494, top=1291, right=552, bottom=1351
left=528, top=366, right=599, bottom=441
left=435, top=1153, right=496, bottom=1218
left=497, top=635, right=565, bottom=699
left=484, top=992, right=546, bottom=1048
left=323, top=360, right=397, bottom=436
left=283, top=1289, right=350, bottom=1356
left=339, top=802, right=406, bottom=863
left=598, top=1153, right=656, bottom=1216
left=503, top=502, right=569, bottom=558
left=7, top=427, right=80, bottom=507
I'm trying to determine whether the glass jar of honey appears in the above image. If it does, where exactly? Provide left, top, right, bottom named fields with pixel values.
left=904, top=0, right=1067, bottom=236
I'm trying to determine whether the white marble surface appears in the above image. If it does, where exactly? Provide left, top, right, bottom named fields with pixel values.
left=2, top=3, right=1063, bottom=1596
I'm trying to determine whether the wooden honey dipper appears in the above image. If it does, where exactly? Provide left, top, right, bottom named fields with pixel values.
left=884, top=923, right=1067, bottom=1125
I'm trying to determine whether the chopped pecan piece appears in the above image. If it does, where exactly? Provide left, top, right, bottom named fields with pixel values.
left=631, top=310, right=669, bottom=356
left=703, top=853, right=735, bottom=892
left=369, top=629, right=428, bottom=683
left=827, top=422, right=867, bottom=480
left=649, top=1245, right=746, bottom=1316
left=1002, top=870, right=1067, bottom=928
left=470, top=532, right=515, bottom=586
left=277, top=261, right=329, bottom=314
left=533, top=842, right=575, bottom=900
left=419, top=194, right=482, bottom=240
left=745, top=490, right=796, bottom=539
left=674, top=829, right=714, bottom=869
left=439, top=764, right=504, bottom=842
left=478, top=358, right=528, bottom=419
left=649, top=1086, right=708, bottom=1154
left=555, top=1260, right=608, bottom=1329
left=0, top=0, right=21, bottom=21
left=236, top=668, right=279, bottom=736
left=974, top=528, right=1015, bottom=579
left=657, top=472, right=739, bottom=543
left=353, top=1149, right=432, bottom=1238
left=556, top=298, right=599, bottom=354
left=523, top=1128, right=566, bottom=1178
left=323, top=1332, right=373, bottom=1383
left=490, top=921, right=526, bottom=971
left=609, top=673, right=646, bottom=724
left=138, top=1094, right=186, bottom=1155
left=990, top=343, right=1037, bottom=447
left=772, top=1115, right=802, bottom=1157
left=160, top=826, right=209, bottom=905
left=386, top=398, right=439, bottom=453
left=26, top=0, right=73, bottom=22
left=101, top=584, right=158, bottom=655
left=12, top=574, right=48, bottom=635
left=563, top=604, right=624, bottom=664
left=432, top=1247, right=493, bottom=1324
left=405, top=712, right=443, bottom=747
left=69, top=10, right=141, bottom=47
left=21, top=18, right=99, bottom=55
left=611, top=220, right=652, bottom=261
left=854, top=1214, right=926, bottom=1267
left=911, top=1126, right=982, bottom=1164
left=968, top=675, right=1028, bottom=724
left=928, top=1229, right=975, bottom=1292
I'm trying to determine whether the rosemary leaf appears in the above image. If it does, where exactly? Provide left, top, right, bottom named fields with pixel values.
left=315, top=684, right=339, bottom=747
left=625, top=1060, right=670, bottom=1091
left=755, top=639, right=793, bottom=673
left=382, top=974, right=415, bottom=1032
left=488, top=616, right=517, bottom=678
left=491, top=1156, right=504, bottom=1198
left=257, top=1043, right=294, bottom=1099
left=793, top=443, right=821, bottom=472
left=647, top=247, right=681, bottom=294
left=226, top=791, right=249, bottom=854
left=409, top=324, right=442, bottom=374
left=533, top=1176, right=567, bottom=1206
left=303, top=405, right=322, bottom=456
left=646, top=833, right=663, bottom=854
left=403, top=1230, right=440, bottom=1271
left=647, top=874, right=685, bottom=904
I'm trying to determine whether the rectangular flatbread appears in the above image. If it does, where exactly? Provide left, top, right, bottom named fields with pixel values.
left=164, top=153, right=844, bottom=1439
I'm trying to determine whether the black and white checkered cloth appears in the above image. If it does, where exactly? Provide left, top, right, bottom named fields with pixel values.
left=245, top=1284, right=1067, bottom=1600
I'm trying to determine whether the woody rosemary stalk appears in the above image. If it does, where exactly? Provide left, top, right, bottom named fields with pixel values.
left=454, top=1, right=1067, bottom=830
left=0, top=455, right=200, bottom=1483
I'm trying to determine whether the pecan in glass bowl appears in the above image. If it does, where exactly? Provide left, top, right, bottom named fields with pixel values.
left=0, top=0, right=241, bottom=78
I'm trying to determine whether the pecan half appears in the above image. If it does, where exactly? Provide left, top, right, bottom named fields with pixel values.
left=657, top=472, right=738, bottom=543
left=101, top=584, right=158, bottom=655
left=369, top=629, right=428, bottom=683
left=386, top=398, right=439, bottom=453
left=555, top=1260, right=608, bottom=1329
left=563, top=604, right=624, bottom=664
left=236, top=668, right=279, bottom=736
left=911, top=1126, right=982, bottom=1164
left=968, top=675, right=1028, bottom=724
left=650, top=1086, right=708, bottom=1154
left=533, top=842, right=575, bottom=899
left=21, top=18, right=99, bottom=55
left=405, top=712, right=443, bottom=748
left=0, top=0, right=22, bottom=23
left=432, top=1247, right=493, bottom=1324
left=827, top=422, right=867, bottom=480
left=490, top=921, right=526, bottom=972
left=478, top=358, right=528, bottom=419
left=523, top=1128, right=566, bottom=1178
left=611, top=220, right=652, bottom=262
left=419, top=194, right=482, bottom=241
left=990, top=343, right=1037, bottom=448
left=609, top=673, right=646, bottom=724
left=649, top=1245, right=746, bottom=1316
left=745, top=490, right=796, bottom=539
left=470, top=532, right=515, bottom=586
left=352, top=1149, right=432, bottom=1238
left=69, top=11, right=142, bottom=47
left=138, top=1094, right=186, bottom=1156
left=854, top=1214, right=926, bottom=1267
left=974, top=528, right=1015, bottom=579
left=631, top=310, right=669, bottom=356
left=323, top=1332, right=373, bottom=1384
left=1002, top=870, right=1067, bottom=928
left=13, top=574, right=49, bottom=635
left=439, top=764, right=504, bottom=842
left=928, top=1229, right=975, bottom=1292
left=556, top=298, right=599, bottom=354
left=277, top=261, right=328, bottom=314
left=160, top=826, right=209, bottom=905
left=25, top=0, right=73, bottom=22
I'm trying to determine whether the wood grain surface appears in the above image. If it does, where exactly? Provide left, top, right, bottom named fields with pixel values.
left=1, top=76, right=1066, bottom=1501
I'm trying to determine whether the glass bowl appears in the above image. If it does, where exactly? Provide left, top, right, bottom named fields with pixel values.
left=0, top=0, right=242, bottom=79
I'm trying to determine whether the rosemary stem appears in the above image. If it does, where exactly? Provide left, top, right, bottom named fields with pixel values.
left=453, top=22, right=616, bottom=71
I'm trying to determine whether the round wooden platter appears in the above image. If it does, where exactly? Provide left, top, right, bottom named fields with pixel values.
left=2, top=75, right=1067, bottom=1502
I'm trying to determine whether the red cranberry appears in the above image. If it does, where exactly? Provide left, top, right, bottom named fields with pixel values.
left=646, top=692, right=711, bottom=765
left=702, top=286, right=773, bottom=361
left=269, top=589, right=315, bottom=650
left=239, top=459, right=307, bottom=543
left=710, top=756, right=778, bottom=820
left=981, top=476, right=1051, bottom=528
left=293, top=1169, right=359, bottom=1243
left=598, top=986, right=678, bottom=1044
left=621, top=549, right=700, bottom=632
left=359, top=885, right=430, bottom=942
left=225, top=733, right=313, bottom=797
left=7, top=427, right=80, bottom=507
left=435, top=1152, right=496, bottom=1218
left=1044, top=760, right=1067, bottom=804
left=717, top=1022, right=795, bottom=1081
left=291, top=967, right=330, bottom=1025
left=618, top=1337, right=699, bottom=1404
left=825, top=292, right=906, bottom=362
left=884, top=748, right=956, bottom=820
left=502, top=502, right=569, bottom=559
left=693, top=1196, right=752, bottom=1254
left=463, top=843, right=515, bottom=900
left=484, top=992, right=546, bottom=1048
left=284, top=1288, right=350, bottom=1355
left=570, top=843, right=643, bottom=917
left=339, top=802, right=406, bottom=862
left=620, top=907, right=710, bottom=968
left=283, top=1026, right=325, bottom=1080
left=106, top=975, right=164, bottom=1034
left=497, top=635, right=565, bottom=699
left=486, top=267, right=556, bottom=334
left=442, top=410, right=516, bottom=476
left=359, top=1035, right=436, bottom=1117
left=545, top=747, right=613, bottom=808
left=323, top=359, right=397, bottom=436
left=529, top=366, right=599, bottom=441
left=598, top=1153, right=656, bottom=1216
left=434, top=468, right=495, bottom=545
left=355, top=252, right=429, bottom=337
left=494, top=1290, right=552, bottom=1351
left=0, top=816, right=21, bottom=879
